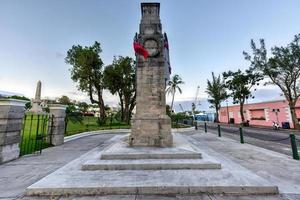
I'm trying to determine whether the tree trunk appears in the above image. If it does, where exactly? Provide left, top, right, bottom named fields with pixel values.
left=118, top=91, right=124, bottom=122
left=128, top=93, right=136, bottom=125
left=170, top=91, right=175, bottom=112
left=215, top=104, right=220, bottom=123
left=97, top=93, right=106, bottom=123
left=240, top=101, right=245, bottom=124
left=124, top=103, right=130, bottom=124
left=289, top=101, right=300, bottom=130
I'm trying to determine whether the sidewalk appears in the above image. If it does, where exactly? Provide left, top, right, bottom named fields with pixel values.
left=189, top=130, right=300, bottom=196
left=0, top=132, right=123, bottom=199
left=1, top=128, right=299, bottom=200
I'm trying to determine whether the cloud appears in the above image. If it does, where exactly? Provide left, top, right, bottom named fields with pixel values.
left=249, top=87, right=283, bottom=103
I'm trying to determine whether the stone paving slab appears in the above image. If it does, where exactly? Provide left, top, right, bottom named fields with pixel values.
left=188, top=131, right=300, bottom=194
left=82, top=159, right=221, bottom=170
left=16, top=194, right=300, bottom=200
left=100, top=135, right=201, bottom=160
left=0, top=133, right=119, bottom=199
left=26, top=134, right=278, bottom=196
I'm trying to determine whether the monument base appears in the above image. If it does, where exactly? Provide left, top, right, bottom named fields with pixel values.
left=130, top=115, right=172, bottom=147
left=29, top=102, right=44, bottom=113
left=26, top=133, right=278, bottom=196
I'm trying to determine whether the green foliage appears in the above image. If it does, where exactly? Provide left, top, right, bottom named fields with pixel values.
left=77, top=102, right=89, bottom=113
left=223, top=68, right=262, bottom=123
left=66, top=104, right=83, bottom=124
left=244, top=34, right=300, bottom=129
left=58, top=95, right=71, bottom=105
left=65, top=41, right=106, bottom=121
left=170, top=112, right=192, bottom=128
left=166, top=74, right=184, bottom=111
left=206, top=72, right=228, bottom=122
left=65, top=116, right=130, bottom=136
left=166, top=105, right=172, bottom=117
left=103, top=56, right=136, bottom=124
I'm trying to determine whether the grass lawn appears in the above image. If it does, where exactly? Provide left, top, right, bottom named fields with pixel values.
left=20, top=115, right=191, bottom=156
left=65, top=116, right=131, bottom=136
left=20, top=114, right=53, bottom=156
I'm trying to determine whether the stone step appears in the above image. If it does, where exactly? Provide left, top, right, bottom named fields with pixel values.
left=82, top=159, right=221, bottom=170
left=101, top=152, right=202, bottom=160
left=26, top=169, right=278, bottom=196
left=26, top=185, right=278, bottom=196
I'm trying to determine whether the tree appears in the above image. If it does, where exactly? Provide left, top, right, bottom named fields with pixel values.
left=77, top=102, right=89, bottom=113
left=244, top=34, right=300, bottom=129
left=103, top=56, right=136, bottom=124
left=166, top=105, right=172, bottom=117
left=206, top=72, right=228, bottom=122
left=65, top=104, right=83, bottom=133
left=223, top=68, right=262, bottom=124
left=65, top=41, right=106, bottom=123
left=58, top=95, right=71, bottom=105
left=166, top=74, right=184, bottom=112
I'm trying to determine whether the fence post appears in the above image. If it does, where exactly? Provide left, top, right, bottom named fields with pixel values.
left=204, top=122, right=207, bottom=133
left=49, top=104, right=66, bottom=146
left=218, top=124, right=221, bottom=137
left=290, top=134, right=299, bottom=160
left=0, top=99, right=27, bottom=163
left=239, top=126, right=244, bottom=144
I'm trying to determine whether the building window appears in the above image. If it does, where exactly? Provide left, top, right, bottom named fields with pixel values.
left=250, top=109, right=266, bottom=120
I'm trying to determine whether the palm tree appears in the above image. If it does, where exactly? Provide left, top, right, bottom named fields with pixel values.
left=206, top=72, right=228, bottom=122
left=166, top=74, right=184, bottom=112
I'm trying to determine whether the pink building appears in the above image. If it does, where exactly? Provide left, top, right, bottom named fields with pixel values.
left=219, top=99, right=300, bottom=128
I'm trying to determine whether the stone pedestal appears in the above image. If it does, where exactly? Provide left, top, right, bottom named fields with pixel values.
left=130, top=3, right=172, bottom=147
left=0, top=99, right=27, bottom=163
left=49, top=104, right=66, bottom=146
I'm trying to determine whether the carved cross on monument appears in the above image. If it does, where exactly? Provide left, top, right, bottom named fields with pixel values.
left=130, top=3, right=173, bottom=147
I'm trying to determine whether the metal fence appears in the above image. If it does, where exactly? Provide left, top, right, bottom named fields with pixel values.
left=19, top=113, right=54, bottom=156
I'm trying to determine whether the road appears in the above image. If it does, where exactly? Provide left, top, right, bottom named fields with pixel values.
left=196, top=122, right=300, bottom=157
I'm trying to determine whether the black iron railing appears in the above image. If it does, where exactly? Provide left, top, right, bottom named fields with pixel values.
left=19, top=114, right=54, bottom=156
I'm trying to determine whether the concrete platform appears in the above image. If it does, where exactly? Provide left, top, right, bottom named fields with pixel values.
left=26, top=133, right=278, bottom=196
left=100, top=139, right=202, bottom=160
left=82, top=159, right=221, bottom=170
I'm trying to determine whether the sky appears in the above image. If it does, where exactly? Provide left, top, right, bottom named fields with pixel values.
left=1, top=0, right=300, bottom=110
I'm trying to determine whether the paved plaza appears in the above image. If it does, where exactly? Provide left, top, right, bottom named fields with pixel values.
left=0, top=128, right=299, bottom=200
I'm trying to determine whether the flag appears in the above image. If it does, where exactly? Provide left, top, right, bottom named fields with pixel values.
left=133, top=33, right=149, bottom=59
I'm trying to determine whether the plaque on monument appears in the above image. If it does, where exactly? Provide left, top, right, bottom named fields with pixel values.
left=130, top=3, right=173, bottom=147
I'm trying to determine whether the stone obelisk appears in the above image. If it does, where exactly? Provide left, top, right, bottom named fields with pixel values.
left=29, top=80, right=43, bottom=113
left=130, top=3, right=172, bottom=147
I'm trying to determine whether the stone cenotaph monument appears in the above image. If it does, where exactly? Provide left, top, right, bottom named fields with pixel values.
left=130, top=3, right=172, bottom=147
left=26, top=3, right=278, bottom=197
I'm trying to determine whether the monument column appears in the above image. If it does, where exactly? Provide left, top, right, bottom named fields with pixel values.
left=0, top=99, right=27, bottom=163
left=130, top=3, right=172, bottom=147
left=49, top=104, right=66, bottom=146
left=29, top=80, right=43, bottom=113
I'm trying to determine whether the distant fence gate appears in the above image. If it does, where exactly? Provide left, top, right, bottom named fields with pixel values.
left=19, top=113, right=54, bottom=156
